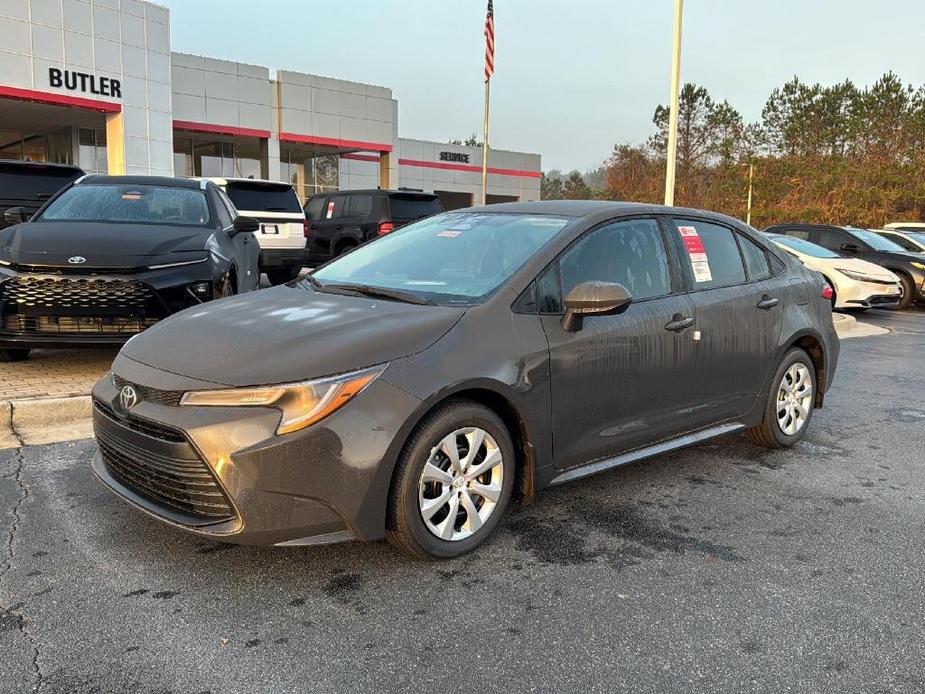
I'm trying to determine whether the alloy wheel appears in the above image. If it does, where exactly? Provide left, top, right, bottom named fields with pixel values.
left=776, top=363, right=813, bottom=436
left=418, top=427, right=504, bottom=542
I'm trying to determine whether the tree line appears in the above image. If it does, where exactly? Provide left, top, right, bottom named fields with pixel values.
left=542, top=72, right=925, bottom=228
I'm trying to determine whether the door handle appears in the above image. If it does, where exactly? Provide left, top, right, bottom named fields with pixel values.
left=664, top=314, right=694, bottom=332
left=756, top=294, right=779, bottom=309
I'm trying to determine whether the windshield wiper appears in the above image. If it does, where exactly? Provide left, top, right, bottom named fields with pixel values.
left=302, top=274, right=324, bottom=290
left=320, top=283, right=431, bottom=305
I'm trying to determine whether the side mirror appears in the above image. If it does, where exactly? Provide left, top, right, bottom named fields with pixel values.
left=231, top=215, right=259, bottom=235
left=840, top=243, right=861, bottom=253
left=4, top=207, right=31, bottom=225
left=561, top=281, right=632, bottom=332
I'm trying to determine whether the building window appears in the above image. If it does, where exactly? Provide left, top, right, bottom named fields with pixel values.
left=78, top=129, right=107, bottom=173
left=173, top=134, right=267, bottom=179
left=280, top=146, right=339, bottom=201
left=0, top=130, right=74, bottom=166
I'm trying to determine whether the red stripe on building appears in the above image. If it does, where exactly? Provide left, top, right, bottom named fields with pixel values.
left=340, top=153, right=381, bottom=163
left=0, top=85, right=121, bottom=113
left=279, top=132, right=393, bottom=153
left=398, top=158, right=540, bottom=179
left=172, top=120, right=271, bottom=139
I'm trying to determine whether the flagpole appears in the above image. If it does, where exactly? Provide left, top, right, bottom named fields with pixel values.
left=664, top=0, right=683, bottom=206
left=481, top=78, right=490, bottom=205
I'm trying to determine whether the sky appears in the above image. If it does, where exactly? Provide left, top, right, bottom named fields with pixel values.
left=156, top=0, right=925, bottom=173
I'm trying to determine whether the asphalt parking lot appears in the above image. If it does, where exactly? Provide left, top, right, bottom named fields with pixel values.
left=1, top=309, right=923, bottom=694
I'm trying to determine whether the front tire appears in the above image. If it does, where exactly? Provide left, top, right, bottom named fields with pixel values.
left=0, top=348, right=30, bottom=363
left=746, top=348, right=817, bottom=449
left=387, top=400, right=515, bottom=560
left=893, top=273, right=914, bottom=311
left=219, top=272, right=235, bottom=298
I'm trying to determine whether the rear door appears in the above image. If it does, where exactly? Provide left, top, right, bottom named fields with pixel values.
left=223, top=181, right=304, bottom=251
left=542, top=216, right=698, bottom=468
left=387, top=193, right=443, bottom=229
left=669, top=217, right=784, bottom=429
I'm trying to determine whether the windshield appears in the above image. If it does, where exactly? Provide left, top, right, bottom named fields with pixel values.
left=770, top=235, right=841, bottom=258
left=37, top=184, right=212, bottom=227
left=225, top=182, right=301, bottom=213
left=902, top=231, right=925, bottom=247
left=311, top=212, right=569, bottom=304
left=847, top=228, right=905, bottom=252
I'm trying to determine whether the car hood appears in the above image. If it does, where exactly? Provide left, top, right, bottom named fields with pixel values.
left=0, top=221, right=210, bottom=269
left=121, top=284, right=466, bottom=387
left=808, top=256, right=900, bottom=280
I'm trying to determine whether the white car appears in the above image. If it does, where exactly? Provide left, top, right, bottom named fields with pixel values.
left=875, top=227, right=925, bottom=253
left=766, top=233, right=902, bottom=310
left=204, top=178, right=308, bottom=285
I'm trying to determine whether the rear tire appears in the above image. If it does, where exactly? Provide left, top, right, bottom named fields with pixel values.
left=0, top=348, right=30, bottom=363
left=265, top=267, right=301, bottom=285
left=334, top=241, right=357, bottom=257
left=746, top=348, right=817, bottom=449
left=893, top=273, right=914, bottom=311
left=386, top=400, right=515, bottom=560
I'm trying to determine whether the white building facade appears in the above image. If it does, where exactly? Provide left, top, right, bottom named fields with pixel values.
left=0, top=0, right=541, bottom=209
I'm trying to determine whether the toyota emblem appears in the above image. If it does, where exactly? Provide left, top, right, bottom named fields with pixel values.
left=119, top=384, right=139, bottom=410
left=68, top=256, right=87, bottom=264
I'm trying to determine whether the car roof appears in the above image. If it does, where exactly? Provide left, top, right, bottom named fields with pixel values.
left=0, top=159, right=84, bottom=175
left=78, top=174, right=210, bottom=190
left=200, top=177, right=293, bottom=188
left=309, top=189, right=438, bottom=198
left=464, top=199, right=749, bottom=226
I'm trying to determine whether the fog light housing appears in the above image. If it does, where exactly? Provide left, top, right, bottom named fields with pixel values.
left=190, top=281, right=212, bottom=297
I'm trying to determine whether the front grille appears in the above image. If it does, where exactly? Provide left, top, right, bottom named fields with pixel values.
left=113, top=375, right=183, bottom=407
left=94, top=401, right=235, bottom=523
left=94, top=400, right=185, bottom=442
left=3, top=315, right=158, bottom=334
left=869, top=294, right=900, bottom=305
left=0, top=276, right=155, bottom=310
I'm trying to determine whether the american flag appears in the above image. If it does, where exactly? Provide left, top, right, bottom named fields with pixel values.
left=484, top=0, right=495, bottom=81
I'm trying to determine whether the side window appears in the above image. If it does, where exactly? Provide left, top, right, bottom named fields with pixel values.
left=884, top=233, right=917, bottom=251
left=213, top=190, right=234, bottom=229
left=305, top=197, right=325, bottom=221
left=813, top=228, right=849, bottom=251
left=325, top=196, right=347, bottom=219
left=786, top=229, right=812, bottom=240
left=536, top=265, right=561, bottom=313
left=347, top=194, right=372, bottom=218
left=675, top=219, right=747, bottom=289
left=737, top=233, right=773, bottom=281
left=559, top=218, right=671, bottom=302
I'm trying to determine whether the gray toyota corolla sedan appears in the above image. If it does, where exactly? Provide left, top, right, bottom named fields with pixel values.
left=91, top=201, right=839, bottom=559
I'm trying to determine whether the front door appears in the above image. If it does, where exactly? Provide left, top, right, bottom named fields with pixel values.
left=542, top=217, right=699, bottom=470
left=669, top=217, right=784, bottom=428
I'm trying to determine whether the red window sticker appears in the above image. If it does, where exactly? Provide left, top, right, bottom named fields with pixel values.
left=326, top=201, right=335, bottom=219
left=677, top=225, right=713, bottom=283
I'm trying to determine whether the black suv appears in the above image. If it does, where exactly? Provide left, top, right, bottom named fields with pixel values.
left=303, top=189, right=443, bottom=264
left=0, top=175, right=260, bottom=361
left=765, top=223, right=925, bottom=310
left=1, top=160, right=84, bottom=231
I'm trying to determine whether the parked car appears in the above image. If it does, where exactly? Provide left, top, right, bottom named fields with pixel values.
left=0, top=175, right=260, bottom=362
left=204, top=177, right=308, bottom=285
left=92, top=201, right=839, bottom=559
left=304, top=189, right=443, bottom=265
left=873, top=227, right=925, bottom=253
left=765, top=233, right=901, bottom=310
left=765, top=223, right=925, bottom=310
left=884, top=222, right=925, bottom=233
left=1, top=160, right=84, bottom=231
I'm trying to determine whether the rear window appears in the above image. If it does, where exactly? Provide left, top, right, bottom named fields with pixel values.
left=37, top=184, right=212, bottom=227
left=0, top=164, right=82, bottom=200
left=224, top=182, right=301, bottom=214
left=388, top=194, right=442, bottom=220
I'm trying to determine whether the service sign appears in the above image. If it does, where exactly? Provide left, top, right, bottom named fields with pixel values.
left=678, top=225, right=713, bottom=283
left=439, top=151, right=470, bottom=164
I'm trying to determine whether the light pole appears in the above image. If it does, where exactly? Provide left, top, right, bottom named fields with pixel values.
left=745, top=163, right=754, bottom=226
left=663, top=0, right=683, bottom=206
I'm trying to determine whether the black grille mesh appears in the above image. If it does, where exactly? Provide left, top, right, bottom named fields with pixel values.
left=0, top=276, right=154, bottom=310
left=112, top=376, right=183, bottom=408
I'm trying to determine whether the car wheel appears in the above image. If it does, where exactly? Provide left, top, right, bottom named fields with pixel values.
left=387, top=400, right=515, bottom=560
left=219, top=273, right=235, bottom=298
left=893, top=273, right=914, bottom=311
left=746, top=348, right=817, bottom=449
left=0, top=348, right=30, bottom=363
left=335, top=242, right=357, bottom=257
left=266, top=267, right=301, bottom=285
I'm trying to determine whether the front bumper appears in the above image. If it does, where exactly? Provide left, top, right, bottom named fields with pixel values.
left=834, top=276, right=902, bottom=309
left=90, top=357, right=422, bottom=546
left=0, top=264, right=219, bottom=349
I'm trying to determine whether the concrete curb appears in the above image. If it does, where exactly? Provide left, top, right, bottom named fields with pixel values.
left=1, top=395, right=93, bottom=449
left=832, top=312, right=891, bottom=339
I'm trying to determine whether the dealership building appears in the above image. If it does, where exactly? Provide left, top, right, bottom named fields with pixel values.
left=0, top=0, right=541, bottom=208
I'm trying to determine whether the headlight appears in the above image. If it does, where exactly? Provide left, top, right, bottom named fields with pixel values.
left=179, top=365, right=386, bottom=435
left=910, top=261, right=925, bottom=271
left=836, top=267, right=885, bottom=282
